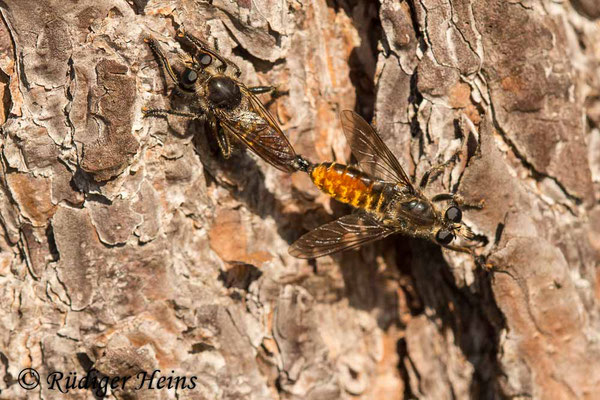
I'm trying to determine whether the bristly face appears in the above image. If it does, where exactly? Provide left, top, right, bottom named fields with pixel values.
left=179, top=67, right=199, bottom=91
left=391, top=193, right=468, bottom=247
left=386, top=190, right=470, bottom=246
left=178, top=48, right=243, bottom=110
left=433, top=204, right=465, bottom=246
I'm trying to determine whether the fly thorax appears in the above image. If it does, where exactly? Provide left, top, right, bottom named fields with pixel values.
left=207, top=76, right=242, bottom=109
left=400, top=199, right=435, bottom=225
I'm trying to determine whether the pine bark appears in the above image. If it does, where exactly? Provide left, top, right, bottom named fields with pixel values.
left=0, top=0, right=599, bottom=399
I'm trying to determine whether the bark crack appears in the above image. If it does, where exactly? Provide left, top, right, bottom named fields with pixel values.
left=484, top=80, right=583, bottom=205
left=447, top=0, right=482, bottom=71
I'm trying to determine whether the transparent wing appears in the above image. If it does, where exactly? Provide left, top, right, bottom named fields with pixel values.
left=289, top=213, right=394, bottom=259
left=218, top=87, right=297, bottom=172
left=340, top=110, right=414, bottom=189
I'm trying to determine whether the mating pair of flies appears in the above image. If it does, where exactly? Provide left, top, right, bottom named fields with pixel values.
left=144, top=30, right=484, bottom=259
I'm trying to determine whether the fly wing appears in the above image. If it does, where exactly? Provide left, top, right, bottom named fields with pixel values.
left=218, top=87, right=297, bottom=172
left=289, top=213, right=394, bottom=259
left=340, top=110, right=414, bottom=190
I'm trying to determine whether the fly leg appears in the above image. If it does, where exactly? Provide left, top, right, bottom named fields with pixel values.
left=431, top=193, right=485, bottom=209
left=177, top=29, right=242, bottom=77
left=211, top=38, right=242, bottom=77
left=144, top=38, right=206, bottom=119
left=442, top=243, right=474, bottom=254
left=419, top=150, right=461, bottom=189
left=142, top=107, right=200, bottom=119
left=212, top=119, right=232, bottom=159
left=248, top=86, right=288, bottom=98
left=145, top=38, right=180, bottom=85
left=248, top=86, right=288, bottom=109
left=248, top=86, right=276, bottom=95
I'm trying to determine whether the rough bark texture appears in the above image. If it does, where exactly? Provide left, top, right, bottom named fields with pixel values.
left=0, top=0, right=599, bottom=399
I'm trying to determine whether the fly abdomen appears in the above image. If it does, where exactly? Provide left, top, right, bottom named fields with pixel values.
left=309, top=162, right=384, bottom=212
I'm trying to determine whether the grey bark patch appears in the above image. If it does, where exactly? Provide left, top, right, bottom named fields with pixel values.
left=79, top=59, right=139, bottom=181
left=88, top=196, right=143, bottom=245
left=53, top=205, right=101, bottom=310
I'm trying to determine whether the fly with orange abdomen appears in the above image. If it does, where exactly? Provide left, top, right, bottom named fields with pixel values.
left=289, top=111, right=484, bottom=259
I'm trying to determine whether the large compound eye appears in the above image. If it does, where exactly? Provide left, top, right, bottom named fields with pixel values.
left=435, top=229, right=454, bottom=245
left=445, top=206, right=462, bottom=223
left=198, top=54, right=212, bottom=67
left=181, top=68, right=198, bottom=87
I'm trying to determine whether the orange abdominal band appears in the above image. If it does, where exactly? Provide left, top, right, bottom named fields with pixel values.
left=310, top=163, right=379, bottom=211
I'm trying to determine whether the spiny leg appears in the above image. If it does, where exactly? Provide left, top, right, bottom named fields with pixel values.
left=248, top=86, right=276, bottom=95
left=431, top=193, right=485, bottom=209
left=142, top=107, right=199, bottom=119
left=211, top=119, right=232, bottom=159
left=145, top=38, right=179, bottom=84
left=250, top=86, right=289, bottom=109
left=210, top=37, right=236, bottom=76
left=475, top=256, right=496, bottom=271
left=419, top=150, right=462, bottom=189
left=177, top=29, right=241, bottom=77
left=177, top=30, right=225, bottom=67
left=442, top=243, right=474, bottom=255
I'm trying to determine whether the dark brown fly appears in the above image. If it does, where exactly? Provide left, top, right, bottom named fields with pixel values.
left=289, top=111, right=483, bottom=259
left=143, top=30, right=298, bottom=173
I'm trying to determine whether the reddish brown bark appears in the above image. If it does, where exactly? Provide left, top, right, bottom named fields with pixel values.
left=0, top=0, right=599, bottom=399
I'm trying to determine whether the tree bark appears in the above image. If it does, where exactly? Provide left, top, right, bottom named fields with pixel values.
left=0, top=0, right=599, bottom=399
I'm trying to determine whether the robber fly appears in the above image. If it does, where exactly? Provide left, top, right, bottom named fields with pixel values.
left=143, top=30, right=298, bottom=173
left=289, top=110, right=483, bottom=259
